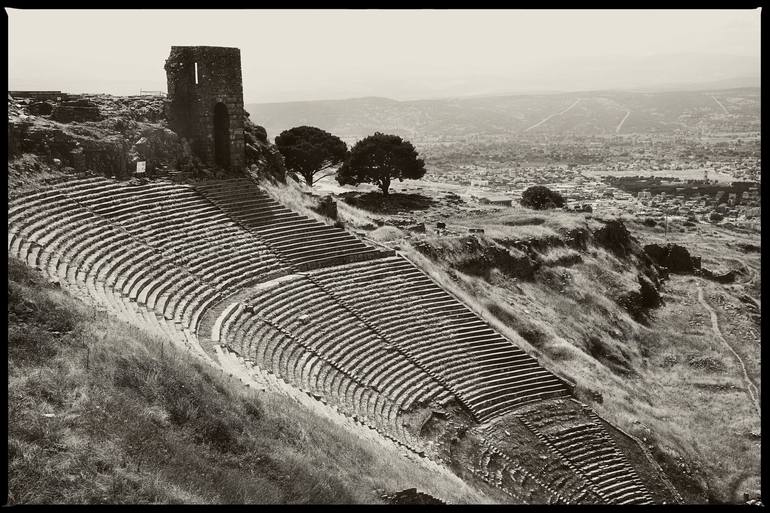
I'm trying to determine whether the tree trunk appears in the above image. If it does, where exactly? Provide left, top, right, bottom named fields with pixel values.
left=380, top=177, right=391, bottom=196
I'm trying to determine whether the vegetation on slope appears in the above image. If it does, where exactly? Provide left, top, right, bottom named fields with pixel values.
left=394, top=212, right=760, bottom=503
left=7, top=258, right=490, bottom=504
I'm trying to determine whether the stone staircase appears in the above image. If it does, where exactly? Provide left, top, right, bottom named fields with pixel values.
left=195, top=179, right=394, bottom=271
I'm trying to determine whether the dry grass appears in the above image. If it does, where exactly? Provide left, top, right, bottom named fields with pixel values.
left=447, top=206, right=596, bottom=241
left=7, top=258, right=491, bottom=504
left=368, top=226, right=406, bottom=242
left=538, top=247, right=583, bottom=267
left=335, top=201, right=382, bottom=230
left=259, top=178, right=335, bottom=226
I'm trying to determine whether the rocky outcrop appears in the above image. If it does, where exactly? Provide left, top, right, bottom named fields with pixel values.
left=701, top=268, right=738, bottom=283
left=29, top=101, right=53, bottom=116
left=9, top=118, right=129, bottom=178
left=617, top=273, right=663, bottom=322
left=593, top=220, right=637, bottom=258
left=643, top=243, right=701, bottom=274
left=9, top=94, right=286, bottom=181
left=564, top=227, right=590, bottom=251
left=414, top=236, right=537, bottom=280
left=127, top=125, right=200, bottom=175
left=51, top=99, right=103, bottom=123
left=313, top=195, right=338, bottom=220
left=244, top=116, right=286, bottom=182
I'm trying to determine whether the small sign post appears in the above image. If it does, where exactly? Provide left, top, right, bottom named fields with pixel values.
left=136, top=161, right=146, bottom=175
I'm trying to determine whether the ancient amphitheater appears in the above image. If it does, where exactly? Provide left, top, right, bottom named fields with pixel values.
left=8, top=173, right=673, bottom=504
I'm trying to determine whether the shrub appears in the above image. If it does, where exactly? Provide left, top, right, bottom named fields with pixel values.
left=520, top=186, right=565, bottom=210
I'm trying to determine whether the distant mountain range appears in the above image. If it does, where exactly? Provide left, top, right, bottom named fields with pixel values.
left=247, top=86, right=760, bottom=142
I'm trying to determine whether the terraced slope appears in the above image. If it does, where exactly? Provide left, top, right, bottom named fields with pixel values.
left=307, top=257, right=572, bottom=421
left=7, top=174, right=659, bottom=504
left=216, top=275, right=454, bottom=450
left=196, top=179, right=394, bottom=271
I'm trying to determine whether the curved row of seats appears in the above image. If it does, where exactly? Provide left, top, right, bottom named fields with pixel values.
left=476, top=421, right=605, bottom=504
left=218, top=276, right=455, bottom=447
left=309, top=257, right=571, bottom=422
left=196, top=179, right=393, bottom=271
left=472, top=441, right=581, bottom=504
left=225, top=311, right=427, bottom=448
left=542, top=422, right=652, bottom=504
left=62, top=178, right=286, bottom=302
left=8, top=176, right=292, bottom=339
left=8, top=177, right=208, bottom=358
left=514, top=400, right=653, bottom=505
left=9, top=180, right=213, bottom=334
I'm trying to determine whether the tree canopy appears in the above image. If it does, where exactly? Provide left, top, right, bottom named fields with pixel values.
left=274, top=126, right=348, bottom=187
left=520, top=186, right=565, bottom=210
left=336, top=132, right=425, bottom=196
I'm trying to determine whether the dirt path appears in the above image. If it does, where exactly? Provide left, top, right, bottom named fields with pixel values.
left=524, top=99, right=581, bottom=132
left=697, top=285, right=760, bottom=416
left=615, top=110, right=631, bottom=133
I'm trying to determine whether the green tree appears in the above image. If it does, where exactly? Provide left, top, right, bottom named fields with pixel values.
left=520, top=186, right=565, bottom=210
left=275, top=126, right=348, bottom=187
left=336, top=132, right=426, bottom=196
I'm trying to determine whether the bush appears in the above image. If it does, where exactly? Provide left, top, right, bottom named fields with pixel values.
left=520, top=186, right=565, bottom=210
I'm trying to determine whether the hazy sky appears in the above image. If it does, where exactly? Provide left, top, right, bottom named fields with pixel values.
left=7, top=9, right=761, bottom=103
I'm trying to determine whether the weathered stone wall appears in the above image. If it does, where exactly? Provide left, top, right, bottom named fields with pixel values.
left=51, top=99, right=103, bottom=123
left=164, top=46, right=245, bottom=173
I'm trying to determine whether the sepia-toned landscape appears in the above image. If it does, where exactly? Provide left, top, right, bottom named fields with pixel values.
left=7, top=9, right=761, bottom=505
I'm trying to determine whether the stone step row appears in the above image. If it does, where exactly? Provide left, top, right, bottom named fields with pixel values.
left=225, top=315, right=427, bottom=449
left=514, top=407, right=653, bottom=505
left=222, top=277, right=449, bottom=417
left=8, top=177, right=292, bottom=338
left=309, top=258, right=571, bottom=422
left=196, top=179, right=393, bottom=270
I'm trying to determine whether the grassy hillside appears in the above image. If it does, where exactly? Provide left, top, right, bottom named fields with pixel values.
left=397, top=223, right=760, bottom=503
left=7, top=258, right=493, bottom=504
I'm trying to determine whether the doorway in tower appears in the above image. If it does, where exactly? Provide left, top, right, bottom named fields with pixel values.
left=213, top=102, right=230, bottom=170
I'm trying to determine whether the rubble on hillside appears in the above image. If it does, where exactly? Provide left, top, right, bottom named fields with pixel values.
left=413, top=235, right=538, bottom=280
left=8, top=93, right=285, bottom=182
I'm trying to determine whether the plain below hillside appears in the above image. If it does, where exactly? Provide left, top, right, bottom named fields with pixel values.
left=246, top=88, right=760, bottom=142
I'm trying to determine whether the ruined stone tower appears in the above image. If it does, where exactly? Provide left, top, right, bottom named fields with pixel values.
left=164, top=46, right=245, bottom=173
